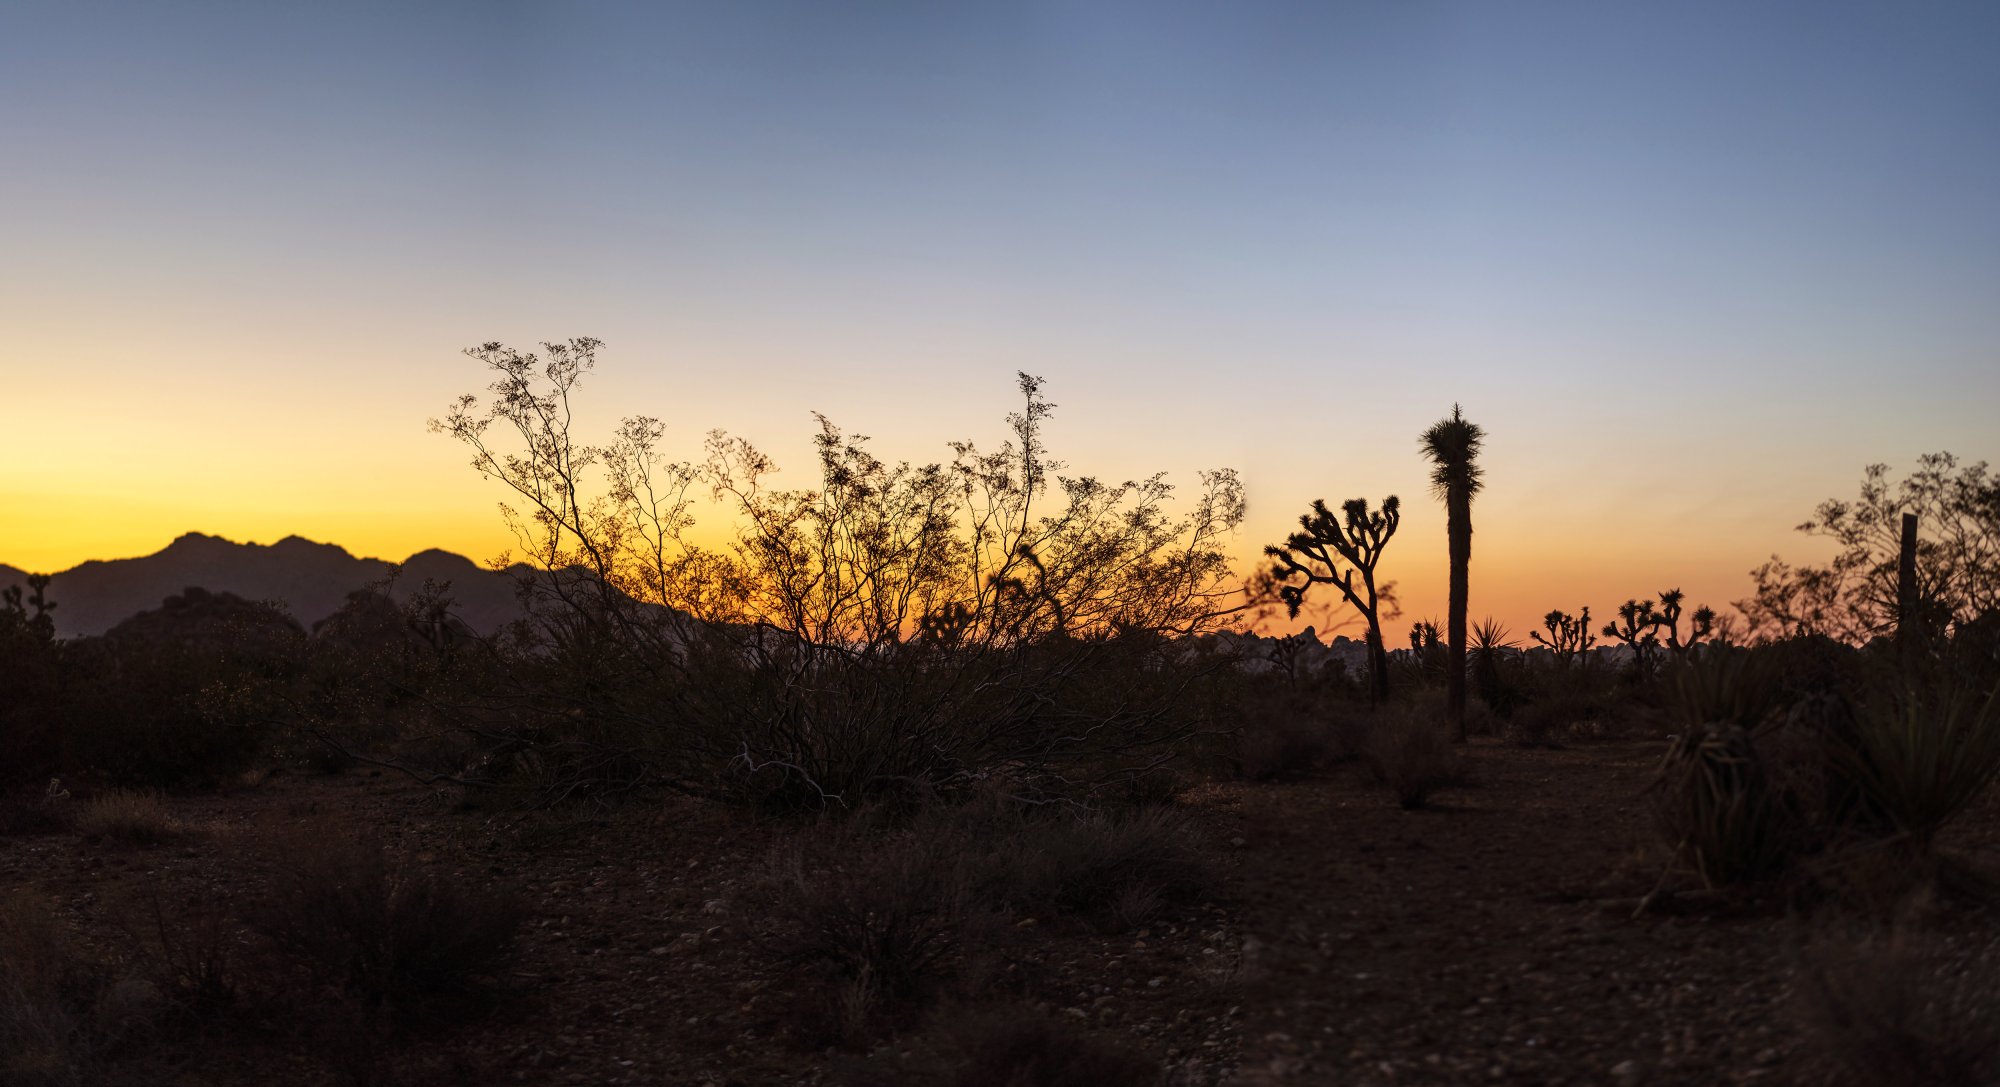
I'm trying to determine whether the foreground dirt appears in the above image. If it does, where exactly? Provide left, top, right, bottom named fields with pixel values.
left=6, top=739, right=1999, bottom=1085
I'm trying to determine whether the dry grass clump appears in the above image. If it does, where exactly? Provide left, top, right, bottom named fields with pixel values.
left=72, top=790, right=183, bottom=846
left=1797, top=933, right=2000, bottom=1086
left=756, top=823, right=979, bottom=1047
left=1367, top=705, right=1464, bottom=810
left=1505, top=692, right=1601, bottom=748
left=256, top=837, right=521, bottom=1019
left=0, top=890, right=100, bottom=1087
left=978, top=806, right=1212, bottom=931
left=1230, top=704, right=1368, bottom=781
left=756, top=796, right=1216, bottom=1046
left=939, top=1007, right=1159, bottom=1087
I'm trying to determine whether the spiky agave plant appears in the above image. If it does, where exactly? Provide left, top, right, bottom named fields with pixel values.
left=1469, top=617, right=1519, bottom=720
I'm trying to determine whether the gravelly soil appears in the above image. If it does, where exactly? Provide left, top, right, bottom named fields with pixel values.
left=6, top=737, right=1998, bottom=1086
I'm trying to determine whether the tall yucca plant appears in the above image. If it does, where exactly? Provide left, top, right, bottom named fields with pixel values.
left=1419, top=405, right=1486, bottom=742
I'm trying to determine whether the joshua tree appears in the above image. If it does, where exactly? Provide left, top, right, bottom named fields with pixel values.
left=1602, top=598, right=1664, bottom=675
left=1419, top=404, right=1486, bottom=741
left=1529, top=606, right=1595, bottom=669
left=1652, top=588, right=1715, bottom=658
left=1409, top=618, right=1447, bottom=681
left=1266, top=496, right=1401, bottom=702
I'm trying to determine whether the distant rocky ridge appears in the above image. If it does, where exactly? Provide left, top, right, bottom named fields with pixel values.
left=0, top=533, right=536, bottom=638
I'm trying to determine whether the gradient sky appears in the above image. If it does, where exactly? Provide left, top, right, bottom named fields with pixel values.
left=4, top=2, right=1998, bottom=638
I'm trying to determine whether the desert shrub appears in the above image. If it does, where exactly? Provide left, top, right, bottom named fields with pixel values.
left=1830, top=678, right=2000, bottom=851
left=0, top=784, right=70, bottom=838
left=0, top=581, right=64, bottom=790
left=71, top=791, right=182, bottom=846
left=1652, top=723, right=1816, bottom=887
left=426, top=343, right=1246, bottom=810
left=976, top=806, right=1211, bottom=930
left=58, top=627, right=292, bottom=790
left=1366, top=704, right=1463, bottom=810
left=256, top=838, right=521, bottom=1018
left=1505, top=694, right=1593, bottom=747
left=141, top=893, right=238, bottom=1019
left=1647, top=642, right=1856, bottom=887
left=1224, top=689, right=1368, bottom=781
left=939, top=1007, right=1159, bottom=1087
left=0, top=890, right=100, bottom=1086
left=1797, top=933, right=2000, bottom=1086
left=754, top=821, right=979, bottom=1046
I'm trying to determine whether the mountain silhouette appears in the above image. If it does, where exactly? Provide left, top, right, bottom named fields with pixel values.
left=0, top=533, right=539, bottom=638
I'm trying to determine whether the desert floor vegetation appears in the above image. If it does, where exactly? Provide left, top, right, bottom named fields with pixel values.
left=4, top=724, right=1998, bottom=1084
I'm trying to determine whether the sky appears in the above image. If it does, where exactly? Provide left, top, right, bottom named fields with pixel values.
left=3, top=1, right=1997, bottom=639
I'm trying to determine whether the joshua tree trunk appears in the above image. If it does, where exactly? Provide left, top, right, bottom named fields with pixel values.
left=1446, top=488, right=1470, bottom=740
left=1365, top=623, right=1390, bottom=704
left=1419, top=404, right=1484, bottom=743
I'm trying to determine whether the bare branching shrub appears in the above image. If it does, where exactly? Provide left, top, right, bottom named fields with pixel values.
left=142, top=892, right=238, bottom=1019
left=1742, top=454, right=2000, bottom=642
left=0, top=891, right=99, bottom=1086
left=256, top=838, right=521, bottom=1018
left=428, top=341, right=1246, bottom=808
left=1798, top=933, right=2000, bottom=1086
left=72, top=791, right=182, bottom=846
left=1367, top=704, right=1463, bottom=810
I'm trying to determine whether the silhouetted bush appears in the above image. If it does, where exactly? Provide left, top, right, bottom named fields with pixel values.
left=755, top=821, right=980, bottom=1046
left=976, top=805, right=1211, bottom=931
left=1365, top=702, right=1463, bottom=809
left=425, top=342, right=1248, bottom=810
left=1798, top=933, right=2000, bottom=1086
left=938, top=1007, right=1159, bottom=1087
left=0, top=578, right=65, bottom=789
left=0, top=889, right=102, bottom=1086
left=256, top=838, right=521, bottom=1019
left=1504, top=691, right=1603, bottom=748
left=1231, top=708, right=1345, bottom=780
left=1831, top=678, right=2000, bottom=850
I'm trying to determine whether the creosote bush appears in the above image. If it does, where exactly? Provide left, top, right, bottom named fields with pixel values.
left=426, top=341, right=1247, bottom=810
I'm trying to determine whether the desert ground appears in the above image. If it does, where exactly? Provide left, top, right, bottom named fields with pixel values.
left=10, top=727, right=1997, bottom=1087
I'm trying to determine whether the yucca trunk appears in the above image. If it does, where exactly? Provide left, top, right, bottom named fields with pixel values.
left=1446, top=488, right=1470, bottom=741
